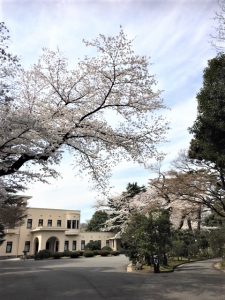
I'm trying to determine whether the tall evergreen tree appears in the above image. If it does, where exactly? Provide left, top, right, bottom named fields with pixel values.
left=123, top=182, right=146, bottom=199
left=189, top=54, right=225, bottom=186
left=86, top=210, right=108, bottom=232
left=0, top=192, right=28, bottom=228
left=188, top=54, right=225, bottom=221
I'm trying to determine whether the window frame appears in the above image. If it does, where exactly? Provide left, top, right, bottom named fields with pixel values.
left=64, top=240, right=69, bottom=251
left=67, top=220, right=71, bottom=229
left=81, top=240, right=85, bottom=250
left=47, top=219, right=52, bottom=227
left=24, top=241, right=30, bottom=252
left=6, top=241, right=13, bottom=253
left=72, top=240, right=77, bottom=251
left=27, top=219, right=32, bottom=229
left=38, top=219, right=43, bottom=227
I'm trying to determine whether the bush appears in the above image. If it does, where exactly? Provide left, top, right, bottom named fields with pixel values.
left=221, top=259, right=225, bottom=268
left=76, top=250, right=84, bottom=256
left=70, top=251, right=80, bottom=258
left=26, top=255, right=35, bottom=259
left=100, top=250, right=110, bottom=256
left=85, top=240, right=101, bottom=251
left=52, top=252, right=63, bottom=259
left=101, top=246, right=112, bottom=252
left=34, top=250, right=52, bottom=260
left=63, top=250, right=72, bottom=257
left=93, top=250, right=100, bottom=256
left=83, top=250, right=95, bottom=257
left=111, top=251, right=120, bottom=256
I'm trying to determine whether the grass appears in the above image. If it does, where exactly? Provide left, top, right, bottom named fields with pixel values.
left=135, top=257, right=206, bottom=274
left=159, top=258, right=189, bottom=273
left=219, top=259, right=225, bottom=270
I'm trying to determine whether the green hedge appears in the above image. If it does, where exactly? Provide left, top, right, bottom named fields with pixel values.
left=111, top=251, right=120, bottom=256
left=100, top=250, right=110, bottom=256
left=53, top=252, right=64, bottom=259
left=34, top=250, right=52, bottom=260
left=83, top=250, right=95, bottom=257
left=70, top=251, right=80, bottom=258
left=101, top=246, right=112, bottom=252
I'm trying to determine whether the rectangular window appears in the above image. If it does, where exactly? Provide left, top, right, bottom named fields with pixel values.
left=57, top=220, right=61, bottom=227
left=81, top=240, right=85, bottom=250
left=67, top=220, right=71, bottom=229
left=106, top=240, right=109, bottom=247
left=38, top=219, right=43, bottom=227
left=76, top=220, right=79, bottom=229
left=24, top=241, right=30, bottom=252
left=72, top=240, right=77, bottom=251
left=72, top=220, right=76, bottom=229
left=98, top=240, right=101, bottom=249
left=64, top=241, right=69, bottom=251
left=47, top=219, right=52, bottom=227
left=6, top=241, right=12, bottom=253
left=27, top=219, right=32, bottom=229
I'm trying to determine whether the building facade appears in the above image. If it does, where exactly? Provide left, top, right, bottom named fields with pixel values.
left=0, top=207, right=117, bottom=257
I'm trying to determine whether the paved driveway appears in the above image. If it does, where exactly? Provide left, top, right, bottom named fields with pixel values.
left=0, top=256, right=224, bottom=300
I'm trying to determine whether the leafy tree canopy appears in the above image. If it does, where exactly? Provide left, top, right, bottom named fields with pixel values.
left=149, top=151, right=225, bottom=221
left=189, top=54, right=225, bottom=170
left=121, top=209, right=171, bottom=264
left=86, top=210, right=108, bottom=232
left=0, top=191, right=28, bottom=228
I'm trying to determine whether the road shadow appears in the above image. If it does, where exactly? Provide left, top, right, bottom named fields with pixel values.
left=0, top=259, right=224, bottom=300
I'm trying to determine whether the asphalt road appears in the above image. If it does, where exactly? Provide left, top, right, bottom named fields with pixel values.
left=0, top=256, right=224, bottom=300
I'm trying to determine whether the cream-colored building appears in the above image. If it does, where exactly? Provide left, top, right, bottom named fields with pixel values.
left=0, top=207, right=117, bottom=257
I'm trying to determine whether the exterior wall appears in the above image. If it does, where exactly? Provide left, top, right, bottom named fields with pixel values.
left=0, top=207, right=116, bottom=257
left=78, top=232, right=116, bottom=250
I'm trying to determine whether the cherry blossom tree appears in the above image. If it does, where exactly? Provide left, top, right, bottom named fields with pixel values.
left=0, top=22, right=26, bottom=206
left=0, top=28, right=168, bottom=192
left=0, top=22, right=20, bottom=104
left=212, top=0, right=225, bottom=52
left=148, top=151, right=225, bottom=231
left=98, top=182, right=147, bottom=233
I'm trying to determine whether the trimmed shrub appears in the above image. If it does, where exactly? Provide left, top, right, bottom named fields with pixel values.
left=93, top=250, right=101, bottom=256
left=26, top=255, right=35, bottom=259
left=34, top=250, right=52, bottom=260
left=53, top=252, right=63, bottom=259
left=76, top=250, right=84, bottom=256
left=70, top=251, right=80, bottom=258
left=100, top=250, right=110, bottom=256
left=63, top=250, right=72, bottom=257
left=101, top=246, right=112, bottom=252
left=85, top=240, right=101, bottom=251
left=111, top=251, right=120, bottom=256
left=83, top=250, right=95, bottom=257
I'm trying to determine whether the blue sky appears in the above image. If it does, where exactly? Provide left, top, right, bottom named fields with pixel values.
left=0, top=0, right=219, bottom=222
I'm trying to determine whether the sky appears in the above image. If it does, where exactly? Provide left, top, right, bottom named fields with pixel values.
left=0, top=0, right=219, bottom=222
